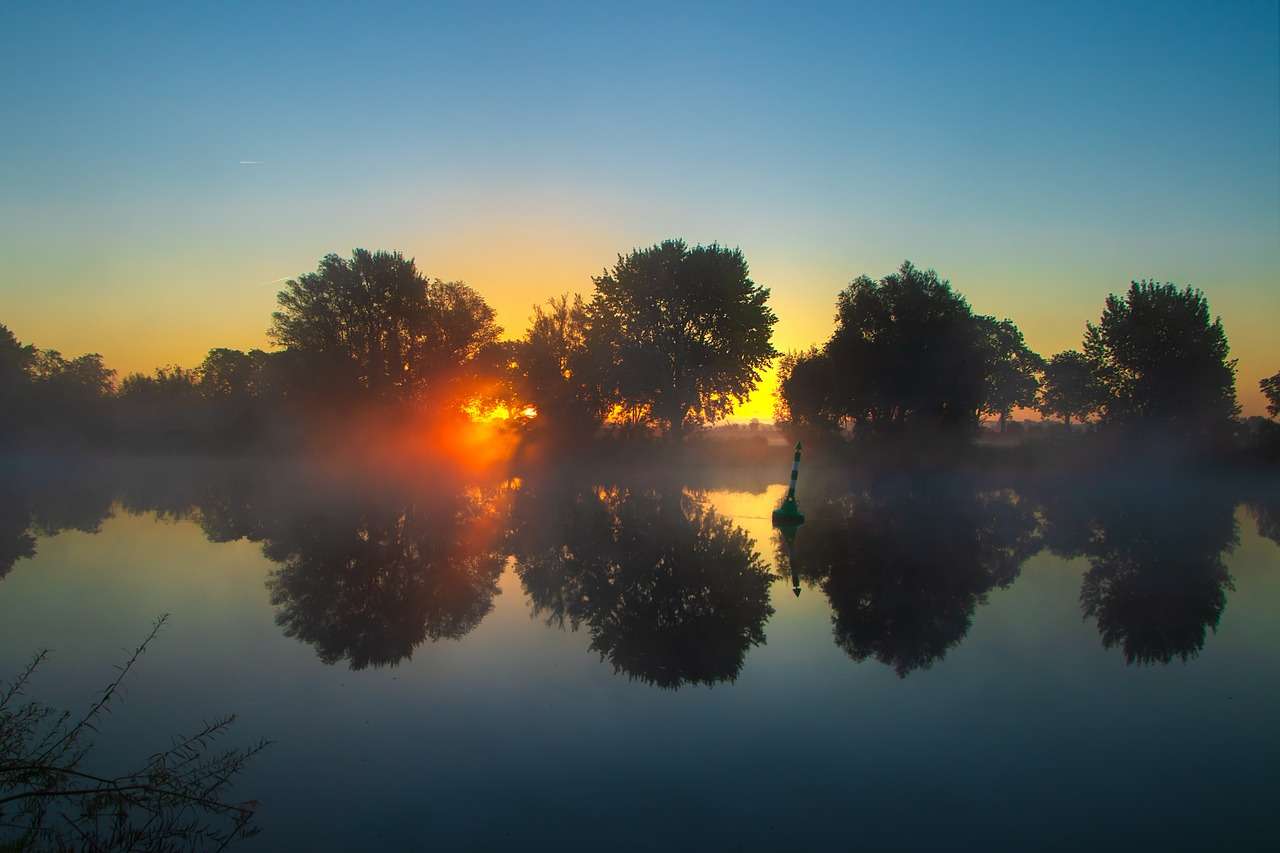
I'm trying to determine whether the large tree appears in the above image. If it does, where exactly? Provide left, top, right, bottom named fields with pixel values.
left=585, top=240, right=777, bottom=433
left=1083, top=281, right=1238, bottom=434
left=824, top=262, right=989, bottom=431
left=269, top=249, right=500, bottom=402
left=1038, top=350, right=1104, bottom=426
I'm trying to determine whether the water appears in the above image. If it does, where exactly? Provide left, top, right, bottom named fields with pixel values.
left=1, top=456, right=1277, bottom=851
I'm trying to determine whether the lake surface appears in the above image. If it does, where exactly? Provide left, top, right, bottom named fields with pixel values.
left=1, top=456, right=1277, bottom=851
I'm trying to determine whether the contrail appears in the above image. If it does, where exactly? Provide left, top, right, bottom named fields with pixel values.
left=239, top=160, right=264, bottom=166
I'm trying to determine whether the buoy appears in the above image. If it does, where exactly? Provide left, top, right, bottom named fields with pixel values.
left=771, top=441, right=805, bottom=526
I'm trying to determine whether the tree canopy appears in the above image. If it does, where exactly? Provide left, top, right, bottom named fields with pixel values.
left=1038, top=350, right=1104, bottom=425
left=1262, top=371, right=1280, bottom=419
left=783, top=261, right=1039, bottom=434
left=269, top=249, right=500, bottom=402
left=585, top=240, right=777, bottom=433
left=1084, top=281, right=1238, bottom=435
left=977, top=316, right=1044, bottom=429
left=824, top=262, right=986, bottom=430
left=509, top=295, right=608, bottom=437
left=774, top=347, right=840, bottom=430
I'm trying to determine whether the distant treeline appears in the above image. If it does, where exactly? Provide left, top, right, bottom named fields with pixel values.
left=2, top=242, right=1277, bottom=456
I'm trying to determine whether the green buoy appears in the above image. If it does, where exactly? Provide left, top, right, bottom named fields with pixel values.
left=771, top=441, right=805, bottom=526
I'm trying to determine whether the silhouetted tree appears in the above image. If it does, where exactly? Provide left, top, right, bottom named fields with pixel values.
left=585, top=240, right=777, bottom=434
left=198, top=348, right=259, bottom=400
left=0, top=325, right=35, bottom=442
left=1262, top=371, right=1280, bottom=419
left=780, top=475, right=1039, bottom=676
left=822, top=262, right=989, bottom=432
left=1084, top=281, right=1238, bottom=439
left=978, top=316, right=1043, bottom=431
left=1038, top=350, right=1103, bottom=426
left=774, top=347, right=841, bottom=431
left=510, top=295, right=608, bottom=438
left=115, top=365, right=208, bottom=446
left=511, top=479, right=774, bottom=687
left=8, top=347, right=116, bottom=444
left=269, top=249, right=501, bottom=403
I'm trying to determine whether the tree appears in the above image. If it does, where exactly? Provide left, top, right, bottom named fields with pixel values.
left=823, top=262, right=989, bottom=431
left=977, top=316, right=1044, bottom=431
left=0, top=324, right=34, bottom=389
left=510, top=295, right=607, bottom=437
left=1083, top=281, right=1239, bottom=436
left=0, top=325, right=36, bottom=440
left=585, top=240, right=777, bottom=434
left=1262, top=371, right=1280, bottom=419
left=23, top=349, right=115, bottom=443
left=269, top=249, right=501, bottom=403
left=1038, top=350, right=1104, bottom=426
left=774, top=347, right=841, bottom=431
left=198, top=348, right=260, bottom=400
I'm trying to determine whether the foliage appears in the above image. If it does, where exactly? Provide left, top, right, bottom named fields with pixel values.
left=977, top=316, right=1044, bottom=429
left=585, top=240, right=777, bottom=434
left=774, top=348, right=841, bottom=430
left=509, top=295, right=607, bottom=437
left=0, top=326, right=115, bottom=446
left=1262, top=371, right=1280, bottom=419
left=1083, top=281, right=1238, bottom=436
left=0, top=617, right=267, bottom=851
left=269, top=249, right=501, bottom=403
left=816, top=262, right=1008, bottom=432
left=1038, top=350, right=1104, bottom=425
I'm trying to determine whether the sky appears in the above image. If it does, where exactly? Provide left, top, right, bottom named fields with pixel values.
left=1, top=0, right=1277, bottom=419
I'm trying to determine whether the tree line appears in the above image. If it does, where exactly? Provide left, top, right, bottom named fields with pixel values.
left=776, top=261, right=1264, bottom=447
left=2, top=243, right=1277, bottom=453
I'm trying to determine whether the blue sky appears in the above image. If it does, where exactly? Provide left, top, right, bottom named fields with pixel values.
left=1, top=0, right=1277, bottom=415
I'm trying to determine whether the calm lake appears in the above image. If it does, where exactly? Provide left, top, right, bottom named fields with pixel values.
left=1, top=455, right=1277, bottom=851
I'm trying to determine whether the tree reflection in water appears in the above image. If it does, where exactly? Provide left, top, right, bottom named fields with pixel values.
left=510, top=476, right=774, bottom=688
left=113, top=460, right=513, bottom=671
left=780, top=474, right=1040, bottom=677
left=1079, top=486, right=1237, bottom=665
left=0, top=457, right=1260, bottom=677
left=263, top=489, right=509, bottom=669
left=0, top=460, right=116, bottom=580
